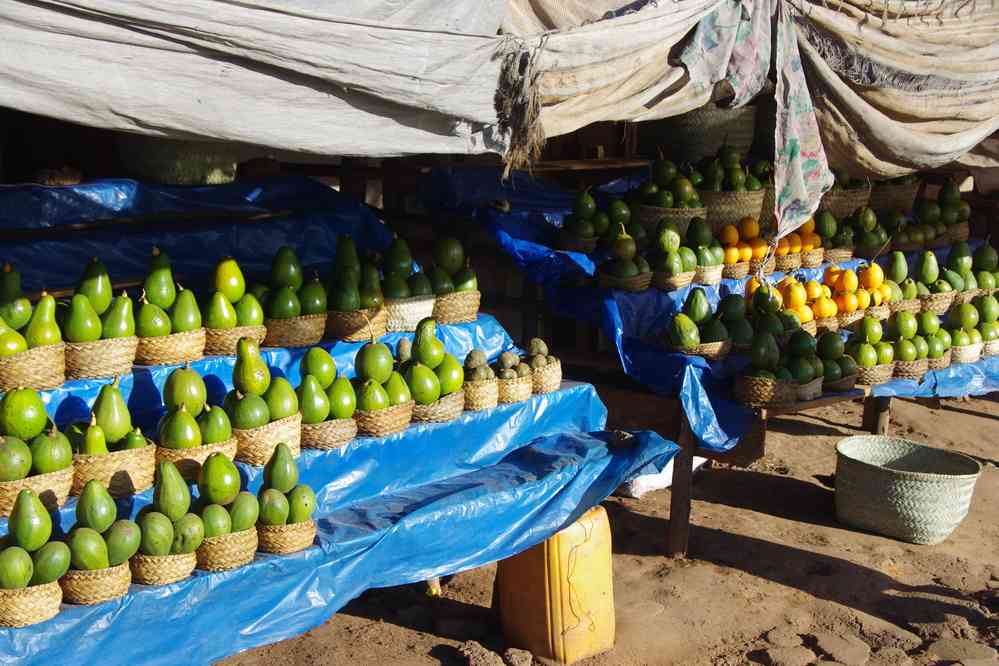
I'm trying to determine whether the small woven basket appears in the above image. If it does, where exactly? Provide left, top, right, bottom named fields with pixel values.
left=888, top=298, right=920, bottom=315
left=821, top=187, right=871, bottom=219
left=953, top=289, right=981, bottom=306
left=301, top=418, right=357, bottom=450
left=825, top=373, right=858, bottom=392
left=60, top=563, right=130, bottom=605
left=355, top=401, right=413, bottom=437
left=636, top=207, right=704, bottom=237
left=951, top=342, right=983, bottom=365
left=0, top=343, right=65, bottom=392
left=836, top=310, right=864, bottom=331
left=796, top=376, right=824, bottom=402
left=824, top=248, right=854, bottom=264
left=693, top=264, right=723, bottom=286
left=775, top=253, right=801, bottom=272
left=155, top=438, right=237, bottom=482
left=749, top=256, right=776, bottom=275
left=65, top=337, right=137, bottom=381
left=653, top=271, right=694, bottom=291
left=433, top=290, right=481, bottom=324
left=815, top=317, right=839, bottom=334
left=555, top=230, right=598, bottom=254
left=918, top=292, right=955, bottom=315
left=948, top=222, right=970, bottom=242
left=72, top=445, right=155, bottom=497
left=130, top=552, right=196, bottom=586
left=325, top=307, right=388, bottom=342
left=835, top=435, right=980, bottom=544
left=412, top=390, right=465, bottom=423
left=263, top=314, right=326, bottom=348
left=733, top=375, right=796, bottom=407
left=984, top=339, right=999, bottom=357
left=463, top=380, right=498, bottom=411
left=866, top=303, right=890, bottom=321
left=665, top=104, right=756, bottom=161
left=893, top=359, right=928, bottom=381
left=532, top=359, right=562, bottom=394
left=722, top=262, right=749, bottom=280
left=196, top=527, right=258, bottom=571
left=257, top=520, right=317, bottom=555
left=698, top=190, right=766, bottom=230
left=498, top=375, right=533, bottom=404
left=856, top=363, right=894, bottom=385
left=204, top=325, right=266, bottom=356
left=233, top=413, right=302, bottom=466
left=385, top=296, right=436, bottom=332
left=597, top=270, right=652, bottom=292
left=927, top=350, right=952, bottom=370
left=670, top=341, right=731, bottom=362
left=868, top=182, right=919, bottom=212
left=801, top=319, right=818, bottom=336
left=0, top=466, right=73, bottom=516
left=0, top=581, right=61, bottom=627
left=135, top=328, right=205, bottom=366
left=800, top=248, right=825, bottom=269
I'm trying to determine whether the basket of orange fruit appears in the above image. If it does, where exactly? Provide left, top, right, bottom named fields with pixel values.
left=771, top=274, right=818, bottom=336
left=719, top=217, right=768, bottom=280
left=774, top=218, right=824, bottom=272
left=820, top=263, right=898, bottom=333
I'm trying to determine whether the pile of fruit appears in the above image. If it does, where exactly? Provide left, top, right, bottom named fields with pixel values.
left=296, top=348, right=356, bottom=425
left=225, top=338, right=298, bottom=429
left=648, top=217, right=724, bottom=283
left=696, top=147, right=768, bottom=194
left=772, top=217, right=824, bottom=260
left=0, top=388, right=73, bottom=482
left=599, top=224, right=651, bottom=281
left=562, top=190, right=630, bottom=247
left=204, top=257, right=264, bottom=331
left=629, top=159, right=706, bottom=207
left=818, top=262, right=896, bottom=320
left=257, top=444, right=316, bottom=529
left=158, top=366, right=230, bottom=449
left=718, top=217, right=770, bottom=267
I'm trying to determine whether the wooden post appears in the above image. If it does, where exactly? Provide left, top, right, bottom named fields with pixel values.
left=666, top=419, right=695, bottom=558
left=862, top=396, right=892, bottom=435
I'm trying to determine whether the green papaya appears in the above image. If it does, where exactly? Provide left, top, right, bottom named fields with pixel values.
left=228, top=393, right=270, bottom=429
left=234, top=337, right=271, bottom=396
left=170, top=513, right=205, bottom=554
left=326, top=376, right=356, bottom=419
left=24, top=292, right=61, bottom=348
left=201, top=504, right=232, bottom=538
left=158, top=405, right=202, bottom=449
left=214, top=257, right=246, bottom=304
left=287, top=484, right=316, bottom=524
left=93, top=376, right=132, bottom=444
left=29, top=426, right=73, bottom=474
left=297, top=375, right=331, bottom=424
left=196, top=405, right=232, bottom=445
left=204, top=291, right=238, bottom=330
left=153, top=461, right=191, bottom=522
left=170, top=287, right=202, bottom=333
left=270, top=246, right=304, bottom=291
left=29, top=541, right=71, bottom=585
left=198, top=452, right=240, bottom=506
left=298, top=275, right=327, bottom=315
left=164, top=364, right=207, bottom=416
left=64, top=293, right=102, bottom=343
left=0, top=387, right=47, bottom=441
left=77, top=257, right=112, bottom=316
left=137, top=296, right=172, bottom=337
left=0, top=546, right=33, bottom=588
left=228, top=492, right=260, bottom=532
left=257, top=488, right=290, bottom=526
left=10, top=489, right=52, bottom=552
left=138, top=511, right=174, bottom=556
left=668, top=313, right=700, bottom=349
left=263, top=377, right=299, bottom=421
left=101, top=292, right=135, bottom=339
left=105, top=519, right=141, bottom=566
left=263, top=442, right=298, bottom=493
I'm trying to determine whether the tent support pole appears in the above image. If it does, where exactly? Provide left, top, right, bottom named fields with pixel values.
left=667, top=418, right=694, bottom=558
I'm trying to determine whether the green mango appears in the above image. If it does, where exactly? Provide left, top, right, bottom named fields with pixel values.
left=257, top=488, right=290, bottom=526
left=204, top=291, right=238, bottom=330
left=334, top=235, right=361, bottom=276
left=138, top=511, right=174, bottom=556
left=201, top=504, right=232, bottom=538
left=196, top=405, right=232, bottom=445
left=120, top=427, right=149, bottom=450
left=428, top=266, right=455, bottom=295
left=198, top=452, right=240, bottom=506
left=407, top=272, right=434, bottom=297
left=383, top=235, right=414, bottom=277
left=297, top=375, right=331, bottom=424
left=170, top=513, right=205, bottom=554
left=170, top=288, right=202, bottom=333
left=404, top=363, right=441, bottom=405
left=9, top=490, right=51, bottom=552
left=270, top=246, right=304, bottom=291
left=214, top=257, right=246, bottom=304
left=137, top=297, right=172, bottom=337
left=263, top=377, right=299, bottom=421
left=24, top=293, right=61, bottom=348
left=668, top=313, right=700, bottom=349
left=158, top=405, right=202, bottom=449
left=413, top=317, right=445, bottom=369
left=29, top=426, right=73, bottom=474
left=298, top=276, right=327, bottom=315
left=0, top=387, right=47, bottom=441
left=29, top=541, right=71, bottom=585
left=105, top=519, right=141, bottom=566
left=263, top=442, right=298, bottom=493
left=153, top=461, right=191, bottom=522
left=63, top=293, right=102, bottom=343
left=435, top=354, right=464, bottom=396
left=149, top=246, right=171, bottom=270
left=434, top=236, right=466, bottom=274
left=0, top=547, right=33, bottom=588
left=93, top=376, right=132, bottom=444
left=382, top=273, right=411, bottom=300
left=330, top=280, right=362, bottom=312
left=228, top=393, right=270, bottom=429
left=77, top=479, right=117, bottom=532
left=228, top=492, right=260, bottom=533
left=384, top=371, right=413, bottom=406
left=234, top=337, right=271, bottom=396
left=267, top=286, right=302, bottom=319
left=326, top=376, right=357, bottom=420
left=77, top=257, right=112, bottom=316
left=300, top=347, right=336, bottom=388
left=452, top=263, right=478, bottom=292
left=164, top=365, right=207, bottom=417
left=357, top=379, right=390, bottom=412
left=81, top=416, right=109, bottom=456
left=358, top=263, right=384, bottom=309
left=0, top=297, right=32, bottom=332
left=287, top=484, right=316, bottom=524
left=0, top=437, right=31, bottom=482
left=356, top=340, right=394, bottom=383
left=101, top=292, right=135, bottom=339
left=0, top=263, right=22, bottom=304
left=234, top=293, right=265, bottom=327
left=143, top=265, right=177, bottom=311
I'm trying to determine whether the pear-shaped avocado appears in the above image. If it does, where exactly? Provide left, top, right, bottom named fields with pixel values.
left=258, top=488, right=290, bottom=526
left=435, top=353, right=464, bottom=395
left=10, top=489, right=52, bottom=552
left=0, top=387, right=47, bottom=441
left=263, top=377, right=299, bottom=421
left=263, top=442, right=299, bottom=493
left=384, top=371, right=412, bottom=406
left=153, top=460, right=191, bottom=522
left=407, top=272, right=433, bottom=297
left=67, top=527, right=110, bottom=571
left=0, top=436, right=31, bottom=482
left=138, top=511, right=174, bottom=556
left=228, top=491, right=260, bottom=532
left=29, top=426, right=73, bottom=474
left=357, top=379, right=390, bottom=412
left=334, top=235, right=361, bottom=275
left=234, top=293, right=265, bottom=327
left=298, top=275, right=327, bottom=315
left=101, top=291, right=135, bottom=339
left=81, top=415, right=109, bottom=455
left=327, top=376, right=357, bottom=419
left=428, top=266, right=454, bottom=295
left=358, top=263, right=384, bottom=309
left=198, top=452, right=240, bottom=506
left=0, top=546, right=32, bottom=589
left=0, top=263, right=22, bottom=305
left=204, top=291, right=238, bottom=330
left=413, top=317, right=445, bottom=369
left=170, top=287, right=202, bottom=333
left=330, top=278, right=362, bottom=312
left=234, top=337, right=271, bottom=396
left=271, top=246, right=304, bottom=291
left=267, top=286, right=302, bottom=319
left=171, top=513, right=204, bottom=554
left=120, top=427, right=149, bottom=450
left=24, top=292, right=61, bottom=348
left=158, top=405, right=202, bottom=449
left=383, top=235, right=414, bottom=277
left=137, top=295, right=172, bottom=337
left=144, top=258, right=176, bottom=311
left=228, top=393, right=271, bottom=429
left=287, top=484, right=317, bottom=524
left=297, top=375, right=331, bottom=424
left=105, top=519, right=142, bottom=566
left=356, top=341, right=394, bottom=383
left=0, top=296, right=32, bottom=332
left=77, top=257, right=112, bottom=316
left=404, top=363, right=441, bottom=405
left=77, top=479, right=116, bottom=532
left=300, top=347, right=336, bottom=389
left=63, top=293, right=102, bottom=343
left=214, top=257, right=246, bottom=304
left=197, top=405, right=232, bottom=444
left=0, top=327, right=27, bottom=357
left=149, top=246, right=171, bottom=270
left=382, top=273, right=411, bottom=300
left=93, top=376, right=132, bottom=444
left=452, top=262, right=478, bottom=292
left=201, top=504, right=232, bottom=539
left=29, top=541, right=71, bottom=585
left=164, top=364, right=207, bottom=416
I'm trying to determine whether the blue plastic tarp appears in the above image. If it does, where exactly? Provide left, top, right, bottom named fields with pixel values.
left=872, top=355, right=999, bottom=398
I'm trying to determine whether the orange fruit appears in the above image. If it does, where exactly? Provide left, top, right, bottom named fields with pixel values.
left=836, top=292, right=859, bottom=313
left=813, top=296, right=837, bottom=318
left=799, top=218, right=815, bottom=235
left=750, top=238, right=768, bottom=261
left=801, top=233, right=820, bottom=252
left=737, top=242, right=753, bottom=262
left=859, top=262, right=885, bottom=290
left=823, top=265, right=842, bottom=286
left=739, top=217, right=760, bottom=241
left=795, top=303, right=814, bottom=323
left=745, top=275, right=761, bottom=298
left=835, top=269, right=859, bottom=294
left=855, top=288, right=871, bottom=310
left=723, top=246, right=741, bottom=265
left=809, top=233, right=822, bottom=249
left=775, top=237, right=790, bottom=256
left=804, top=280, right=823, bottom=301
left=719, top=224, right=740, bottom=246
left=785, top=282, right=807, bottom=309
left=787, top=232, right=802, bottom=254
left=822, top=285, right=832, bottom=298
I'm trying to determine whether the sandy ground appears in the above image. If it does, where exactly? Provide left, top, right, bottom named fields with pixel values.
left=222, top=388, right=999, bottom=666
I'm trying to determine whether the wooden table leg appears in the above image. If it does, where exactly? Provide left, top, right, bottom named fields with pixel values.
left=667, top=420, right=695, bottom=559
left=862, top=396, right=892, bottom=435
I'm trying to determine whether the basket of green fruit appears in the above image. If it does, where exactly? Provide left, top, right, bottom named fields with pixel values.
left=462, top=349, right=498, bottom=411
left=195, top=488, right=259, bottom=572
left=869, top=176, right=920, bottom=212
left=821, top=171, right=871, bottom=219
left=525, top=338, right=561, bottom=394
left=0, top=288, right=65, bottom=391
left=297, top=348, right=358, bottom=450
left=255, top=445, right=317, bottom=555
left=203, top=257, right=268, bottom=356
left=493, top=351, right=533, bottom=404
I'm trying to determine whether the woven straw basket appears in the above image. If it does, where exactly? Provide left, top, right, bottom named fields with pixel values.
left=498, top=375, right=533, bottom=404
left=204, top=325, right=266, bottom=356
left=948, top=222, right=970, bottom=242
left=722, top=262, right=749, bottom=280
left=263, top=314, right=326, bottom=348
left=65, top=337, right=137, bottom=381
left=155, top=438, right=237, bottom=482
left=866, top=303, right=890, bottom=321
left=665, top=104, right=756, bottom=161
left=801, top=248, right=824, bottom=269
left=984, top=339, right=999, bottom=357
left=918, top=292, right=955, bottom=315
left=927, top=350, right=952, bottom=370
left=894, top=359, right=928, bottom=382
left=135, top=329, right=205, bottom=366
left=796, top=376, right=823, bottom=402
left=636, top=206, right=704, bottom=237
left=797, top=319, right=816, bottom=337
left=868, top=182, right=919, bottom=212
left=653, top=271, right=694, bottom=291
left=463, top=380, right=498, bottom=411
left=72, top=445, right=155, bottom=497
left=836, top=310, right=864, bottom=331
left=749, top=256, right=776, bottom=275
left=197, top=527, right=258, bottom=571
left=0, top=466, right=73, bottom=516
left=0, top=581, right=61, bottom=627
left=325, top=307, right=387, bottom=342
left=555, top=230, right=598, bottom=254
left=532, top=359, right=562, bottom=394
left=815, top=317, right=839, bottom=334
left=0, top=343, right=65, bottom=392
left=412, top=390, right=465, bottom=423
left=835, top=435, right=980, bottom=544
left=775, top=253, right=801, bottom=273
left=857, top=363, right=894, bottom=386
left=821, top=187, right=871, bottom=219
left=597, top=270, right=652, bottom=293
left=433, top=290, right=481, bottom=324
left=824, top=248, right=854, bottom=264
left=131, top=552, right=196, bottom=586
left=698, top=190, right=766, bottom=230
left=301, top=418, right=357, bottom=450
left=671, top=341, right=731, bottom=362
left=355, top=401, right=413, bottom=437
left=888, top=298, right=920, bottom=315
left=693, top=264, right=723, bottom=286
left=258, top=520, right=316, bottom=555
left=233, top=413, right=302, bottom=466
left=733, top=375, right=796, bottom=407
left=951, top=342, right=983, bottom=365
left=61, top=562, right=131, bottom=605
left=953, top=289, right=980, bottom=306
left=825, top=373, right=858, bottom=392
left=385, top=296, right=436, bottom=332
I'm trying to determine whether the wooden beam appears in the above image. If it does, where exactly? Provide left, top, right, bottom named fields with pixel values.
left=862, top=396, right=892, bottom=435
left=667, top=418, right=695, bottom=559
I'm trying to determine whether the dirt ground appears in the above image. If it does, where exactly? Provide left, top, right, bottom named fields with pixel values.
left=223, top=387, right=999, bottom=666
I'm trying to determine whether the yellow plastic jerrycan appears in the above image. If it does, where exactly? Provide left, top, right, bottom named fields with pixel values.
left=496, top=505, right=615, bottom=665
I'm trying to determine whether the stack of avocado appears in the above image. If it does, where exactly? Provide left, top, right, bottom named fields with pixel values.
left=492, top=350, right=531, bottom=380
left=328, top=236, right=385, bottom=314
left=257, top=443, right=316, bottom=532
left=599, top=223, right=650, bottom=281
left=935, top=242, right=999, bottom=297
left=3, top=287, right=62, bottom=359
left=943, top=294, right=999, bottom=353
left=908, top=181, right=971, bottom=236
left=875, top=309, right=941, bottom=367
left=816, top=331, right=858, bottom=384
left=630, top=159, right=710, bottom=207
left=157, top=365, right=232, bottom=450
left=684, top=218, right=724, bottom=273
left=250, top=247, right=327, bottom=321
left=668, top=287, right=730, bottom=351
left=296, top=347, right=357, bottom=425
left=203, top=257, right=266, bottom=332
left=397, top=318, right=464, bottom=406
left=0, top=489, right=71, bottom=592
left=782, top=329, right=826, bottom=389
left=380, top=235, right=434, bottom=301
left=225, top=338, right=299, bottom=429
left=137, top=461, right=205, bottom=559
left=56, top=255, right=136, bottom=351
left=846, top=314, right=895, bottom=370
left=649, top=219, right=700, bottom=280
left=837, top=207, right=889, bottom=257
left=0, top=264, right=32, bottom=346
left=67, top=480, right=142, bottom=573
left=137, top=249, right=202, bottom=339
left=195, top=450, right=254, bottom=541
left=351, top=334, right=409, bottom=413
left=696, top=147, right=766, bottom=194
left=747, top=284, right=798, bottom=345
left=62, top=379, right=149, bottom=455
left=972, top=292, right=999, bottom=348
left=425, top=237, right=477, bottom=297
left=562, top=190, right=618, bottom=247
left=0, top=388, right=72, bottom=484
